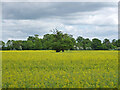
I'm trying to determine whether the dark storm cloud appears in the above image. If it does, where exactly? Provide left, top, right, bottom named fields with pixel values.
left=2, top=2, right=117, bottom=20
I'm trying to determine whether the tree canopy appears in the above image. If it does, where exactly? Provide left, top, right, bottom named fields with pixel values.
left=1, top=29, right=120, bottom=52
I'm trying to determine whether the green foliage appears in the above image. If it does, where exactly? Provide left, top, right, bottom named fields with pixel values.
left=26, top=40, right=34, bottom=50
left=102, top=39, right=111, bottom=50
left=1, top=30, right=120, bottom=50
left=6, top=40, right=14, bottom=50
left=76, top=37, right=91, bottom=50
left=51, top=29, right=75, bottom=52
left=117, top=39, right=120, bottom=47
left=12, top=40, right=22, bottom=50
left=42, top=34, right=54, bottom=50
left=91, top=38, right=102, bottom=50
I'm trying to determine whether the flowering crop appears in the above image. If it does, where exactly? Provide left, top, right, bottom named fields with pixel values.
left=2, top=50, right=118, bottom=88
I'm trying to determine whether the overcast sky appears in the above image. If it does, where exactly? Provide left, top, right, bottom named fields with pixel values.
left=2, top=2, right=118, bottom=42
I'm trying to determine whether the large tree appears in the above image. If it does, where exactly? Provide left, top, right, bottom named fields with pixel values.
left=0, top=41, right=5, bottom=50
left=102, top=38, right=111, bottom=50
left=27, top=34, right=42, bottom=50
left=91, top=38, right=102, bottom=50
left=112, top=39, right=117, bottom=46
left=6, top=40, right=14, bottom=50
left=83, top=38, right=92, bottom=50
left=42, top=34, right=54, bottom=50
left=12, top=40, right=22, bottom=50
left=52, top=29, right=75, bottom=52
left=76, top=36, right=84, bottom=50
left=26, top=40, right=34, bottom=50
left=21, top=41, right=28, bottom=50
left=76, top=36, right=91, bottom=50
left=117, top=39, right=120, bottom=47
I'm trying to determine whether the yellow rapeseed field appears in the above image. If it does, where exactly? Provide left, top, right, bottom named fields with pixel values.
left=2, top=50, right=118, bottom=88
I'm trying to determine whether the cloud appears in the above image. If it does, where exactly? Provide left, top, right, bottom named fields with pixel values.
left=2, top=2, right=118, bottom=42
left=60, top=6, right=118, bottom=26
left=2, top=20, right=64, bottom=41
left=2, top=2, right=117, bottom=20
left=2, top=0, right=119, bottom=2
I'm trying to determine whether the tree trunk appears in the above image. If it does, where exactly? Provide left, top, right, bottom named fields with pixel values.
left=56, top=49, right=60, bottom=52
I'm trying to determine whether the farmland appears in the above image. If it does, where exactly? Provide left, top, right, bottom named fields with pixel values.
left=2, top=50, right=118, bottom=88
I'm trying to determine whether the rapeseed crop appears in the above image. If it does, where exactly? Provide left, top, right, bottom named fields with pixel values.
left=2, top=50, right=118, bottom=88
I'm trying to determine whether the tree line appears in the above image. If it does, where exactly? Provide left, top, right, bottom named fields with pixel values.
left=0, top=29, right=120, bottom=52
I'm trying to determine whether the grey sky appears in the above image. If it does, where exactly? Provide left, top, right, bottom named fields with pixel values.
left=2, top=2, right=118, bottom=42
